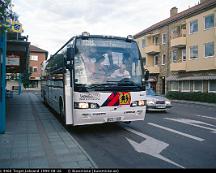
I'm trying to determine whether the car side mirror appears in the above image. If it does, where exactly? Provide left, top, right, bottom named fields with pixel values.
left=67, top=47, right=75, bottom=61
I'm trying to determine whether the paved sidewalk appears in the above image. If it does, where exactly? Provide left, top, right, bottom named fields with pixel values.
left=171, top=99, right=216, bottom=107
left=0, top=92, right=97, bottom=168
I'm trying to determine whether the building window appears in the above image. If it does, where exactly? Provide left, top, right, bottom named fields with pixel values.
left=190, top=20, right=198, bottom=33
left=182, top=49, right=186, bottom=61
left=143, top=57, right=146, bottom=66
left=142, top=39, right=146, bottom=48
left=205, top=42, right=214, bottom=57
left=154, top=55, right=159, bottom=65
left=30, top=55, right=38, bottom=61
left=193, top=81, right=203, bottom=92
left=153, top=36, right=159, bottom=45
left=182, top=81, right=190, bottom=92
left=33, top=67, right=38, bottom=72
left=172, top=50, right=177, bottom=63
left=162, top=33, right=167, bottom=44
left=170, top=81, right=179, bottom=91
left=208, top=80, right=216, bottom=93
left=190, top=46, right=198, bottom=59
left=162, top=54, right=166, bottom=65
left=205, top=14, right=215, bottom=29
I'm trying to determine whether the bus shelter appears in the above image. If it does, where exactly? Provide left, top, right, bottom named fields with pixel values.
left=0, top=31, right=30, bottom=134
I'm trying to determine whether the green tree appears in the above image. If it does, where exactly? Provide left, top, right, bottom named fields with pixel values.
left=21, top=71, right=32, bottom=89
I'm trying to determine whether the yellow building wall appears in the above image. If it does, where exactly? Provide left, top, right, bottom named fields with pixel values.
left=186, top=7, right=216, bottom=71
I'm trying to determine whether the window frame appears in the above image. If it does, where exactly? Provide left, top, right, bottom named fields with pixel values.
left=182, top=48, right=186, bottom=62
left=33, top=67, right=38, bottom=73
left=208, top=80, right=216, bottom=93
left=193, top=80, right=203, bottom=92
left=172, top=50, right=178, bottom=63
left=204, top=14, right=215, bottom=30
left=190, top=20, right=198, bottom=34
left=181, top=81, right=191, bottom=92
left=142, top=39, right=146, bottom=48
left=170, top=81, right=179, bottom=91
left=30, top=55, right=39, bottom=61
left=153, top=55, right=159, bottom=66
left=162, top=33, right=167, bottom=45
left=162, top=54, right=166, bottom=65
left=190, top=45, right=199, bottom=60
left=204, top=42, right=215, bottom=58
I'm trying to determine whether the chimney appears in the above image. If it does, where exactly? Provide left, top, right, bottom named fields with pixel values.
left=170, top=7, right=178, bottom=17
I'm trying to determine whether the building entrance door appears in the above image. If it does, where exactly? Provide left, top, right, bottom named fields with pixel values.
left=161, top=76, right=166, bottom=95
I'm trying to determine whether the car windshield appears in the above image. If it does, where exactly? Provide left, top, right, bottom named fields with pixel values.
left=74, top=38, right=143, bottom=87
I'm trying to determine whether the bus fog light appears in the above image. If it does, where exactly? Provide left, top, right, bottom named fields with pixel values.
left=131, top=102, right=138, bottom=107
left=90, top=103, right=99, bottom=109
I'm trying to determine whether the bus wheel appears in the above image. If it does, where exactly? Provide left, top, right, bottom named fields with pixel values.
left=124, top=121, right=131, bottom=124
left=59, top=99, right=65, bottom=122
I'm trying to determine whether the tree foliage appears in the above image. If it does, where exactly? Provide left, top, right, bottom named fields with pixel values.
left=21, top=71, right=32, bottom=89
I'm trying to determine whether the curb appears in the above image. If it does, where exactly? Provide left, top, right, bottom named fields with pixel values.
left=171, top=100, right=216, bottom=107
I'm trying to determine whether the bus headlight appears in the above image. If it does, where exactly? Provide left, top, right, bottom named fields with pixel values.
left=131, top=100, right=146, bottom=107
left=75, top=102, right=89, bottom=109
left=74, top=102, right=99, bottom=109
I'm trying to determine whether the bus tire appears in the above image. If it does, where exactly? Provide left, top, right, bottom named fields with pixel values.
left=59, top=98, right=65, bottom=123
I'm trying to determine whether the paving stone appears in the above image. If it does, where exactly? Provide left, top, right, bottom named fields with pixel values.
left=0, top=160, right=11, bottom=168
left=60, top=161, right=80, bottom=168
left=11, top=151, right=28, bottom=159
left=10, top=159, right=29, bottom=168
left=29, top=157, right=49, bottom=168
left=77, top=160, right=93, bottom=168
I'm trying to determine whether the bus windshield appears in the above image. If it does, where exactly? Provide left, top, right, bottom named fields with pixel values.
left=74, top=38, right=143, bottom=89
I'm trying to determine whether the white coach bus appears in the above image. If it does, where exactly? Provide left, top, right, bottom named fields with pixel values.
left=41, top=32, right=149, bottom=126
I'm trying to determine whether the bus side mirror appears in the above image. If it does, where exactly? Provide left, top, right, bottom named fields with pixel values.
left=67, top=47, right=75, bottom=61
left=145, top=70, right=149, bottom=81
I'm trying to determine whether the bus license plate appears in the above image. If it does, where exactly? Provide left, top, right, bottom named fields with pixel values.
left=107, top=117, right=122, bottom=122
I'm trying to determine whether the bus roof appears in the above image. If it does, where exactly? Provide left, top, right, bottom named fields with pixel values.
left=50, top=34, right=135, bottom=59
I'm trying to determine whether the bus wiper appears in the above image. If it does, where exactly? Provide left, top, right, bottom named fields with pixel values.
left=117, top=78, right=141, bottom=88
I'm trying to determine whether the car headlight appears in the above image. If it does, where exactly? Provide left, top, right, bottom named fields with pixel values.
left=165, top=100, right=171, bottom=105
left=131, top=100, right=146, bottom=107
left=74, top=102, right=99, bottom=109
left=147, top=100, right=155, bottom=105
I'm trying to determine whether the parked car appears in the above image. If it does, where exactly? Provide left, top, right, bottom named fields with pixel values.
left=146, top=87, right=172, bottom=112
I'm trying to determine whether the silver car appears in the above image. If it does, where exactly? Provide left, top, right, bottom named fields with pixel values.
left=146, top=88, right=172, bottom=112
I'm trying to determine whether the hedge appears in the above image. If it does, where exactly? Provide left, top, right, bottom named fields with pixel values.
left=166, top=91, right=216, bottom=104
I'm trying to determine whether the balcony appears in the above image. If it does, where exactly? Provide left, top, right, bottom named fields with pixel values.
left=170, top=29, right=186, bottom=48
left=170, top=62, right=186, bottom=72
left=186, top=57, right=216, bottom=72
left=145, top=65, right=160, bottom=74
left=144, top=45, right=160, bottom=55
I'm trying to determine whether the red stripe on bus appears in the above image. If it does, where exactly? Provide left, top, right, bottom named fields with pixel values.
left=107, top=93, right=119, bottom=106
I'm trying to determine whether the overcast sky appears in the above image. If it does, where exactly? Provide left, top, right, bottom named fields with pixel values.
left=13, top=0, right=199, bottom=56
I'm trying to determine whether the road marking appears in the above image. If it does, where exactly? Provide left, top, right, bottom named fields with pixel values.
left=124, top=126, right=184, bottom=168
left=195, top=115, right=216, bottom=121
left=148, top=123, right=204, bottom=142
left=165, top=118, right=216, bottom=134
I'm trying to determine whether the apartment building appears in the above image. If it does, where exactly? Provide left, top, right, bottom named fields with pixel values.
left=134, top=0, right=216, bottom=95
left=29, top=45, right=48, bottom=89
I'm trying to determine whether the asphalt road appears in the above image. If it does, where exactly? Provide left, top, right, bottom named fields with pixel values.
left=67, top=103, right=216, bottom=168
left=34, top=91, right=216, bottom=168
